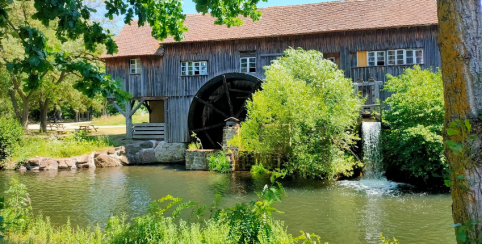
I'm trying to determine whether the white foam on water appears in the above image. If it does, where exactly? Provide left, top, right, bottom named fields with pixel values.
left=338, top=178, right=401, bottom=195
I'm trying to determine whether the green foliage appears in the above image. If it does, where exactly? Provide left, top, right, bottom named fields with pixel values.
left=231, top=48, right=361, bottom=179
left=452, top=220, right=482, bottom=244
left=0, top=180, right=32, bottom=234
left=382, top=66, right=447, bottom=182
left=0, top=179, right=321, bottom=244
left=251, top=163, right=269, bottom=175
left=9, top=133, right=111, bottom=163
left=189, top=132, right=202, bottom=150
left=208, top=151, right=231, bottom=173
left=0, top=118, right=23, bottom=162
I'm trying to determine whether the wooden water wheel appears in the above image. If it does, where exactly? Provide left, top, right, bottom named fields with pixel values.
left=188, top=73, right=262, bottom=149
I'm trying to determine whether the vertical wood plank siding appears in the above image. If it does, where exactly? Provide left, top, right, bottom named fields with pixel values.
left=105, top=26, right=440, bottom=143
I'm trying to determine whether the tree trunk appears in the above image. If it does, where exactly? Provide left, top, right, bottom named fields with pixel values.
left=38, top=93, right=50, bottom=133
left=437, top=0, right=482, bottom=242
left=8, top=89, right=30, bottom=131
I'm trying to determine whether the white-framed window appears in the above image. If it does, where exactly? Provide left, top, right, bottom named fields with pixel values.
left=130, top=59, right=141, bottom=74
left=240, top=57, right=256, bottom=73
left=387, top=49, right=423, bottom=65
left=367, top=51, right=385, bottom=66
left=181, top=61, right=207, bottom=76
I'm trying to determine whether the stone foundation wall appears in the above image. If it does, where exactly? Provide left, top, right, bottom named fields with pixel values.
left=125, top=141, right=187, bottom=165
left=185, top=149, right=237, bottom=171
left=18, top=141, right=187, bottom=171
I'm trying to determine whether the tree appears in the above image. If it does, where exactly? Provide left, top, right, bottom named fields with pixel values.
left=437, top=0, right=482, bottom=242
left=231, top=48, right=361, bottom=179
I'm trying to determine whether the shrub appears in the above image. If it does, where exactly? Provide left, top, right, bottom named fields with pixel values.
left=208, top=151, right=231, bottom=173
left=230, top=48, right=361, bottom=179
left=382, top=66, right=446, bottom=182
left=0, top=118, right=23, bottom=163
left=251, top=163, right=269, bottom=175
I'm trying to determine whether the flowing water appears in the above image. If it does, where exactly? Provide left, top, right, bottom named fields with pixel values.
left=0, top=167, right=454, bottom=244
left=362, top=122, right=383, bottom=179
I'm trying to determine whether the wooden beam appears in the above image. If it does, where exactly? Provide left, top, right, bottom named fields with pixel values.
left=130, top=99, right=146, bottom=117
left=111, top=101, right=126, bottom=117
left=259, top=53, right=284, bottom=57
left=126, top=101, right=133, bottom=140
left=143, top=101, right=152, bottom=113
left=131, top=96, right=168, bottom=101
left=223, top=75, right=234, bottom=117
left=194, top=96, right=229, bottom=119
left=192, top=122, right=225, bottom=133
left=229, top=88, right=252, bottom=94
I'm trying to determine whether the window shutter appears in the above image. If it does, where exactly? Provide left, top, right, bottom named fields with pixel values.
left=357, top=51, right=367, bottom=67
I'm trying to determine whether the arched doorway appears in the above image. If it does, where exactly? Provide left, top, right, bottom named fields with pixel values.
left=188, top=73, right=262, bottom=149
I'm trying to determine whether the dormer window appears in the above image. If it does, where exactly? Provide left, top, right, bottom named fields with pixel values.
left=181, top=61, right=207, bottom=76
left=240, top=57, right=256, bottom=73
left=130, top=59, right=141, bottom=74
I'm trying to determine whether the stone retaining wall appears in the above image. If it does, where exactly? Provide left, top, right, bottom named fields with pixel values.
left=18, top=141, right=187, bottom=171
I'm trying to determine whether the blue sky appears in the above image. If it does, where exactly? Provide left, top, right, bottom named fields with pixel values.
left=181, top=0, right=334, bottom=14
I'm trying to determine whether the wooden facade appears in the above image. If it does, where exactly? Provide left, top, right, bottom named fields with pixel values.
left=105, top=26, right=440, bottom=143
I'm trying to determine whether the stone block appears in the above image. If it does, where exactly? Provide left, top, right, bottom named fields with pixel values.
left=94, top=154, right=120, bottom=168
left=94, top=150, right=108, bottom=158
left=40, top=159, right=58, bottom=170
left=107, top=148, right=116, bottom=155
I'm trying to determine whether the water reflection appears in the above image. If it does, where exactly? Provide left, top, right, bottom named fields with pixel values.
left=0, top=166, right=454, bottom=244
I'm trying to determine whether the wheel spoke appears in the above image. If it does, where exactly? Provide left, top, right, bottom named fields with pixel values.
left=194, top=96, right=229, bottom=119
left=223, top=75, right=234, bottom=117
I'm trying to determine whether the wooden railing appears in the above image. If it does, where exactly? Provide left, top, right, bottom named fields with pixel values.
left=132, top=123, right=165, bottom=140
left=353, top=81, right=383, bottom=111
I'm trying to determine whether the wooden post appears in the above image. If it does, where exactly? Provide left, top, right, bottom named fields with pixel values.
left=126, top=101, right=133, bottom=140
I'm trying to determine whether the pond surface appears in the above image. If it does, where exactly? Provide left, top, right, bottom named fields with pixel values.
left=0, top=166, right=455, bottom=244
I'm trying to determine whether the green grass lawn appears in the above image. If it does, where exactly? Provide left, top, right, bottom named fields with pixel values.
left=89, top=112, right=149, bottom=126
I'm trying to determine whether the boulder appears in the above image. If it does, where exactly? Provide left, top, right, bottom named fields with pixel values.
left=116, top=146, right=126, bottom=156
left=94, top=150, right=108, bottom=158
left=39, top=159, right=58, bottom=170
left=119, top=155, right=129, bottom=165
left=65, top=158, right=75, bottom=168
left=107, top=148, right=116, bottom=155
left=139, top=149, right=157, bottom=164
left=77, top=154, right=90, bottom=164
left=58, top=159, right=69, bottom=169
left=94, top=154, right=120, bottom=168
left=27, top=157, right=41, bottom=166
left=140, top=141, right=154, bottom=149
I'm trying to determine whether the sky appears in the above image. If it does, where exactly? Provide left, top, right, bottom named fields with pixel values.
left=181, top=0, right=334, bottom=14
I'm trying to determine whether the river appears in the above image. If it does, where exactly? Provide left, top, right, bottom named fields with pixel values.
left=0, top=166, right=454, bottom=244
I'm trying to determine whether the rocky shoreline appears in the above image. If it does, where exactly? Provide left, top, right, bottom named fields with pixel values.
left=14, top=140, right=187, bottom=171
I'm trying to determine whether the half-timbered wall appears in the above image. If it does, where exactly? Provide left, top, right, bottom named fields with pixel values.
left=105, top=26, right=440, bottom=143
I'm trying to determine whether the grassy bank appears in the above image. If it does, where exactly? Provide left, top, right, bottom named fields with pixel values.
left=8, top=132, right=112, bottom=164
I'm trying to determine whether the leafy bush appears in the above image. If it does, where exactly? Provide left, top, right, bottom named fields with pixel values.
left=230, top=48, right=361, bottom=179
left=251, top=163, right=269, bottom=175
left=188, top=132, right=202, bottom=150
left=382, top=66, right=446, bottom=182
left=208, top=151, right=231, bottom=173
left=0, top=118, right=23, bottom=163
left=0, top=180, right=32, bottom=234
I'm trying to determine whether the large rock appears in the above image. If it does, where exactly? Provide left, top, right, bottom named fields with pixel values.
left=27, top=157, right=41, bottom=166
left=57, top=159, right=69, bottom=169
left=139, top=149, right=157, bottom=164
left=77, top=154, right=90, bottom=164
left=39, top=159, right=58, bottom=170
left=154, top=142, right=187, bottom=163
left=107, top=148, right=116, bottom=155
left=119, top=155, right=129, bottom=165
left=94, top=150, right=108, bottom=158
left=94, top=154, right=120, bottom=168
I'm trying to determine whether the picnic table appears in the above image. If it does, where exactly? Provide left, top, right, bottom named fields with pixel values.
left=48, top=123, right=64, bottom=131
left=78, top=125, right=99, bottom=132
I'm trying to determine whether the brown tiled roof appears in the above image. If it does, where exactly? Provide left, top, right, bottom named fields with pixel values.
left=101, top=0, right=438, bottom=58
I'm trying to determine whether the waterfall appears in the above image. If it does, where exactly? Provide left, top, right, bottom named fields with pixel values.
left=362, top=122, right=383, bottom=179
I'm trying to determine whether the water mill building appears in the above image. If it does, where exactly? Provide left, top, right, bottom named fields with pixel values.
left=102, top=0, right=439, bottom=150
